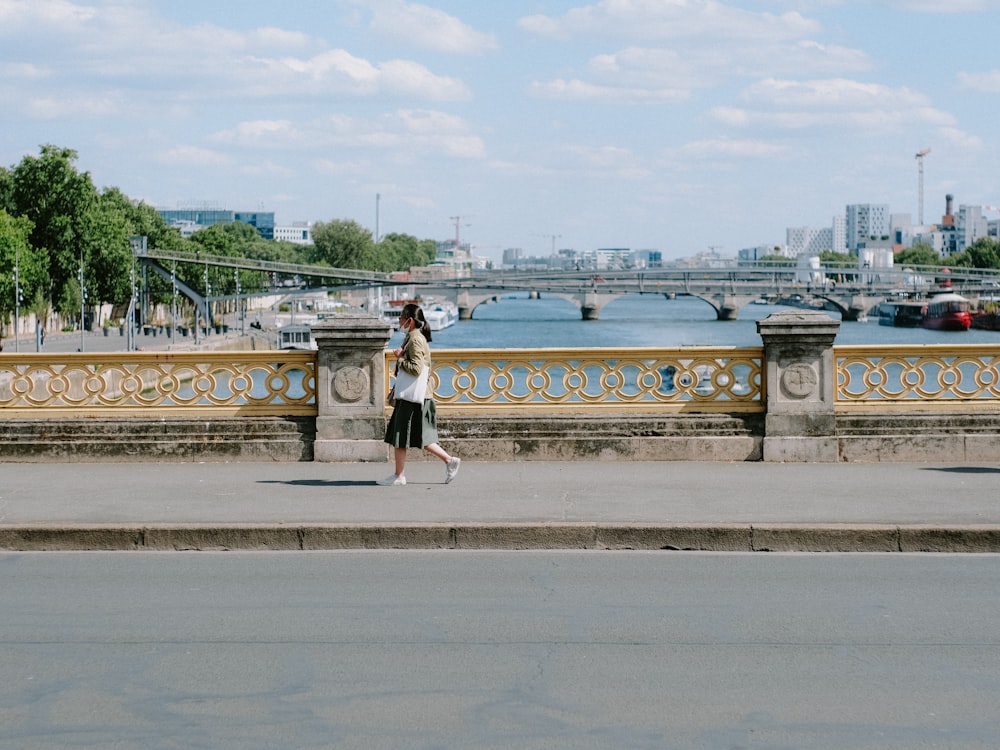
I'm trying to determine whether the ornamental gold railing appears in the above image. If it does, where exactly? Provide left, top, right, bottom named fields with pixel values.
left=393, top=347, right=765, bottom=414
left=835, top=344, right=1000, bottom=411
left=0, top=352, right=316, bottom=418
left=9, top=345, right=998, bottom=420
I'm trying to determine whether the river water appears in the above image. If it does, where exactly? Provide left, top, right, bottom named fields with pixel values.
left=392, top=293, right=1000, bottom=350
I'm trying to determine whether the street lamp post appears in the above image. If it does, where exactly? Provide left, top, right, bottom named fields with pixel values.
left=234, top=268, right=244, bottom=335
left=13, top=246, right=22, bottom=353
left=79, top=252, right=87, bottom=353
left=171, top=262, right=178, bottom=341
left=204, top=263, right=212, bottom=337
left=127, top=261, right=137, bottom=352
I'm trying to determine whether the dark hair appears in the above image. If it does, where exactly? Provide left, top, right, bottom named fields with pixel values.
left=400, top=303, right=432, bottom=342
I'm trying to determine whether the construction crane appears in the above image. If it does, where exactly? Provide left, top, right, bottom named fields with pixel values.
left=915, top=148, right=931, bottom=225
left=449, top=215, right=471, bottom=254
left=538, top=234, right=562, bottom=254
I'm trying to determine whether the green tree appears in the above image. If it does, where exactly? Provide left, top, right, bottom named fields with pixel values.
left=757, top=254, right=794, bottom=266
left=84, top=192, right=134, bottom=307
left=189, top=222, right=268, bottom=295
left=10, top=146, right=101, bottom=312
left=819, top=251, right=855, bottom=267
left=378, top=233, right=437, bottom=271
left=894, top=243, right=941, bottom=268
left=0, top=166, right=12, bottom=214
left=101, top=187, right=184, bottom=252
left=310, top=219, right=375, bottom=270
left=0, top=210, right=47, bottom=331
left=963, top=237, right=1000, bottom=269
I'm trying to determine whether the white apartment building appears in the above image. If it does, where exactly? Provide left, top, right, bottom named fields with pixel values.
left=786, top=226, right=833, bottom=256
left=274, top=222, right=313, bottom=245
left=846, top=204, right=890, bottom=253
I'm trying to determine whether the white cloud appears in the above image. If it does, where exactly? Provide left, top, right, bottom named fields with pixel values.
left=234, top=49, right=471, bottom=101
left=521, top=2, right=870, bottom=104
left=680, top=138, right=793, bottom=159
left=957, top=70, right=1000, bottom=93
left=519, top=0, right=819, bottom=42
left=0, top=0, right=97, bottom=29
left=369, top=0, right=499, bottom=54
left=0, top=0, right=468, bottom=108
left=240, top=161, right=296, bottom=179
left=528, top=77, right=690, bottom=103
left=0, top=62, right=49, bottom=79
left=937, top=127, right=984, bottom=150
left=26, top=92, right=124, bottom=118
left=159, top=145, right=230, bottom=167
left=882, top=0, right=1000, bottom=12
left=214, top=109, right=486, bottom=160
left=552, top=144, right=653, bottom=179
left=709, top=78, right=955, bottom=133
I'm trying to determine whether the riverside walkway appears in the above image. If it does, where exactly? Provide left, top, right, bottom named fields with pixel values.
left=2, top=460, right=999, bottom=553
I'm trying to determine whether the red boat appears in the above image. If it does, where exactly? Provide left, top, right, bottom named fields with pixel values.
left=921, top=293, right=971, bottom=331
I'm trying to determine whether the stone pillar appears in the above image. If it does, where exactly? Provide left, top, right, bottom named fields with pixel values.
left=312, top=314, right=392, bottom=462
left=756, top=310, right=841, bottom=462
left=456, top=290, right=474, bottom=320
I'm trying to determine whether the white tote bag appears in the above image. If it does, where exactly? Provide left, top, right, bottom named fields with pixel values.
left=394, top=365, right=429, bottom=404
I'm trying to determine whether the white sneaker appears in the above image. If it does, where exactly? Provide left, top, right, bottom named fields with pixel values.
left=376, top=474, right=406, bottom=486
left=445, top=457, right=461, bottom=484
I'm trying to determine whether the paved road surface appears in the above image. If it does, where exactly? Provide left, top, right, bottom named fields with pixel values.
left=2, top=551, right=998, bottom=749
left=2, top=461, right=1000, bottom=552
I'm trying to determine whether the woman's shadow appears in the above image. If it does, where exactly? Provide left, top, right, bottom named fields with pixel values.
left=257, top=479, right=374, bottom=487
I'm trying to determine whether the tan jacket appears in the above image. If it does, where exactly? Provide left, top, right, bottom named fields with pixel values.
left=398, top=330, right=434, bottom=399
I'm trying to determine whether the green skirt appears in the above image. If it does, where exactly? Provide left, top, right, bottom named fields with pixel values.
left=384, top=399, right=439, bottom=448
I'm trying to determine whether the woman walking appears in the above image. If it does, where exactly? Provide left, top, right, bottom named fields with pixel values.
left=378, top=303, right=461, bottom=486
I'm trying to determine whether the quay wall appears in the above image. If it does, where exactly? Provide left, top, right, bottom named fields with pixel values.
left=3, top=310, right=1000, bottom=463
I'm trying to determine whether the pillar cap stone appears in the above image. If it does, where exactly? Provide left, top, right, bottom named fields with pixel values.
left=312, top=313, right=391, bottom=342
left=756, top=309, right=840, bottom=340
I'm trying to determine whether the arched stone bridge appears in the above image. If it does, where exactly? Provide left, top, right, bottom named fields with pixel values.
left=135, top=248, right=998, bottom=323
left=450, top=287, right=879, bottom=322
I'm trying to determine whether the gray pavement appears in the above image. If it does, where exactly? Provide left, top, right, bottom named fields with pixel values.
left=2, top=460, right=999, bottom=552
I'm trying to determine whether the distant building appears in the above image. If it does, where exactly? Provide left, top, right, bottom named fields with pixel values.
left=274, top=222, right=313, bottom=245
left=955, top=204, right=989, bottom=254
left=832, top=215, right=847, bottom=254
left=786, top=226, right=832, bottom=256
left=632, top=249, right=663, bottom=268
left=158, top=207, right=276, bottom=240
left=738, top=245, right=782, bottom=263
left=502, top=248, right=524, bottom=267
left=845, top=204, right=890, bottom=254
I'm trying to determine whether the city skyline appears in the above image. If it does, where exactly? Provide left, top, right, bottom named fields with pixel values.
left=3, top=0, right=1000, bottom=262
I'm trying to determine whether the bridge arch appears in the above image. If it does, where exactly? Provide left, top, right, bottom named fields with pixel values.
left=455, top=289, right=636, bottom=320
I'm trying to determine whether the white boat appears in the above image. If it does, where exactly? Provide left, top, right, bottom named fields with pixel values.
left=381, top=297, right=458, bottom=332
left=423, top=299, right=458, bottom=331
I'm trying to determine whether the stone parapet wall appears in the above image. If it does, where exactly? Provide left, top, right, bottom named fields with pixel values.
left=0, top=417, right=314, bottom=462
left=4, top=311, right=1000, bottom=463
left=4, top=411, right=999, bottom=463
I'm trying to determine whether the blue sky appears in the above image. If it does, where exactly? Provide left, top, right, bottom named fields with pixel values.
left=2, top=0, right=999, bottom=262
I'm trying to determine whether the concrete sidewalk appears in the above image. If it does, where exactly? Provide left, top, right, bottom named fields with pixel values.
left=2, top=460, right=999, bottom=552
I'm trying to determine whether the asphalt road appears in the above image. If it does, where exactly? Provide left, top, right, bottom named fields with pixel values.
left=2, top=551, right=998, bottom=749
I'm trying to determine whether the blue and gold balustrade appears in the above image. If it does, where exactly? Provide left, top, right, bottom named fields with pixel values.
left=0, top=352, right=316, bottom=417
left=836, top=344, right=1000, bottom=411
left=6, top=344, right=1000, bottom=419
left=388, top=347, right=764, bottom=414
